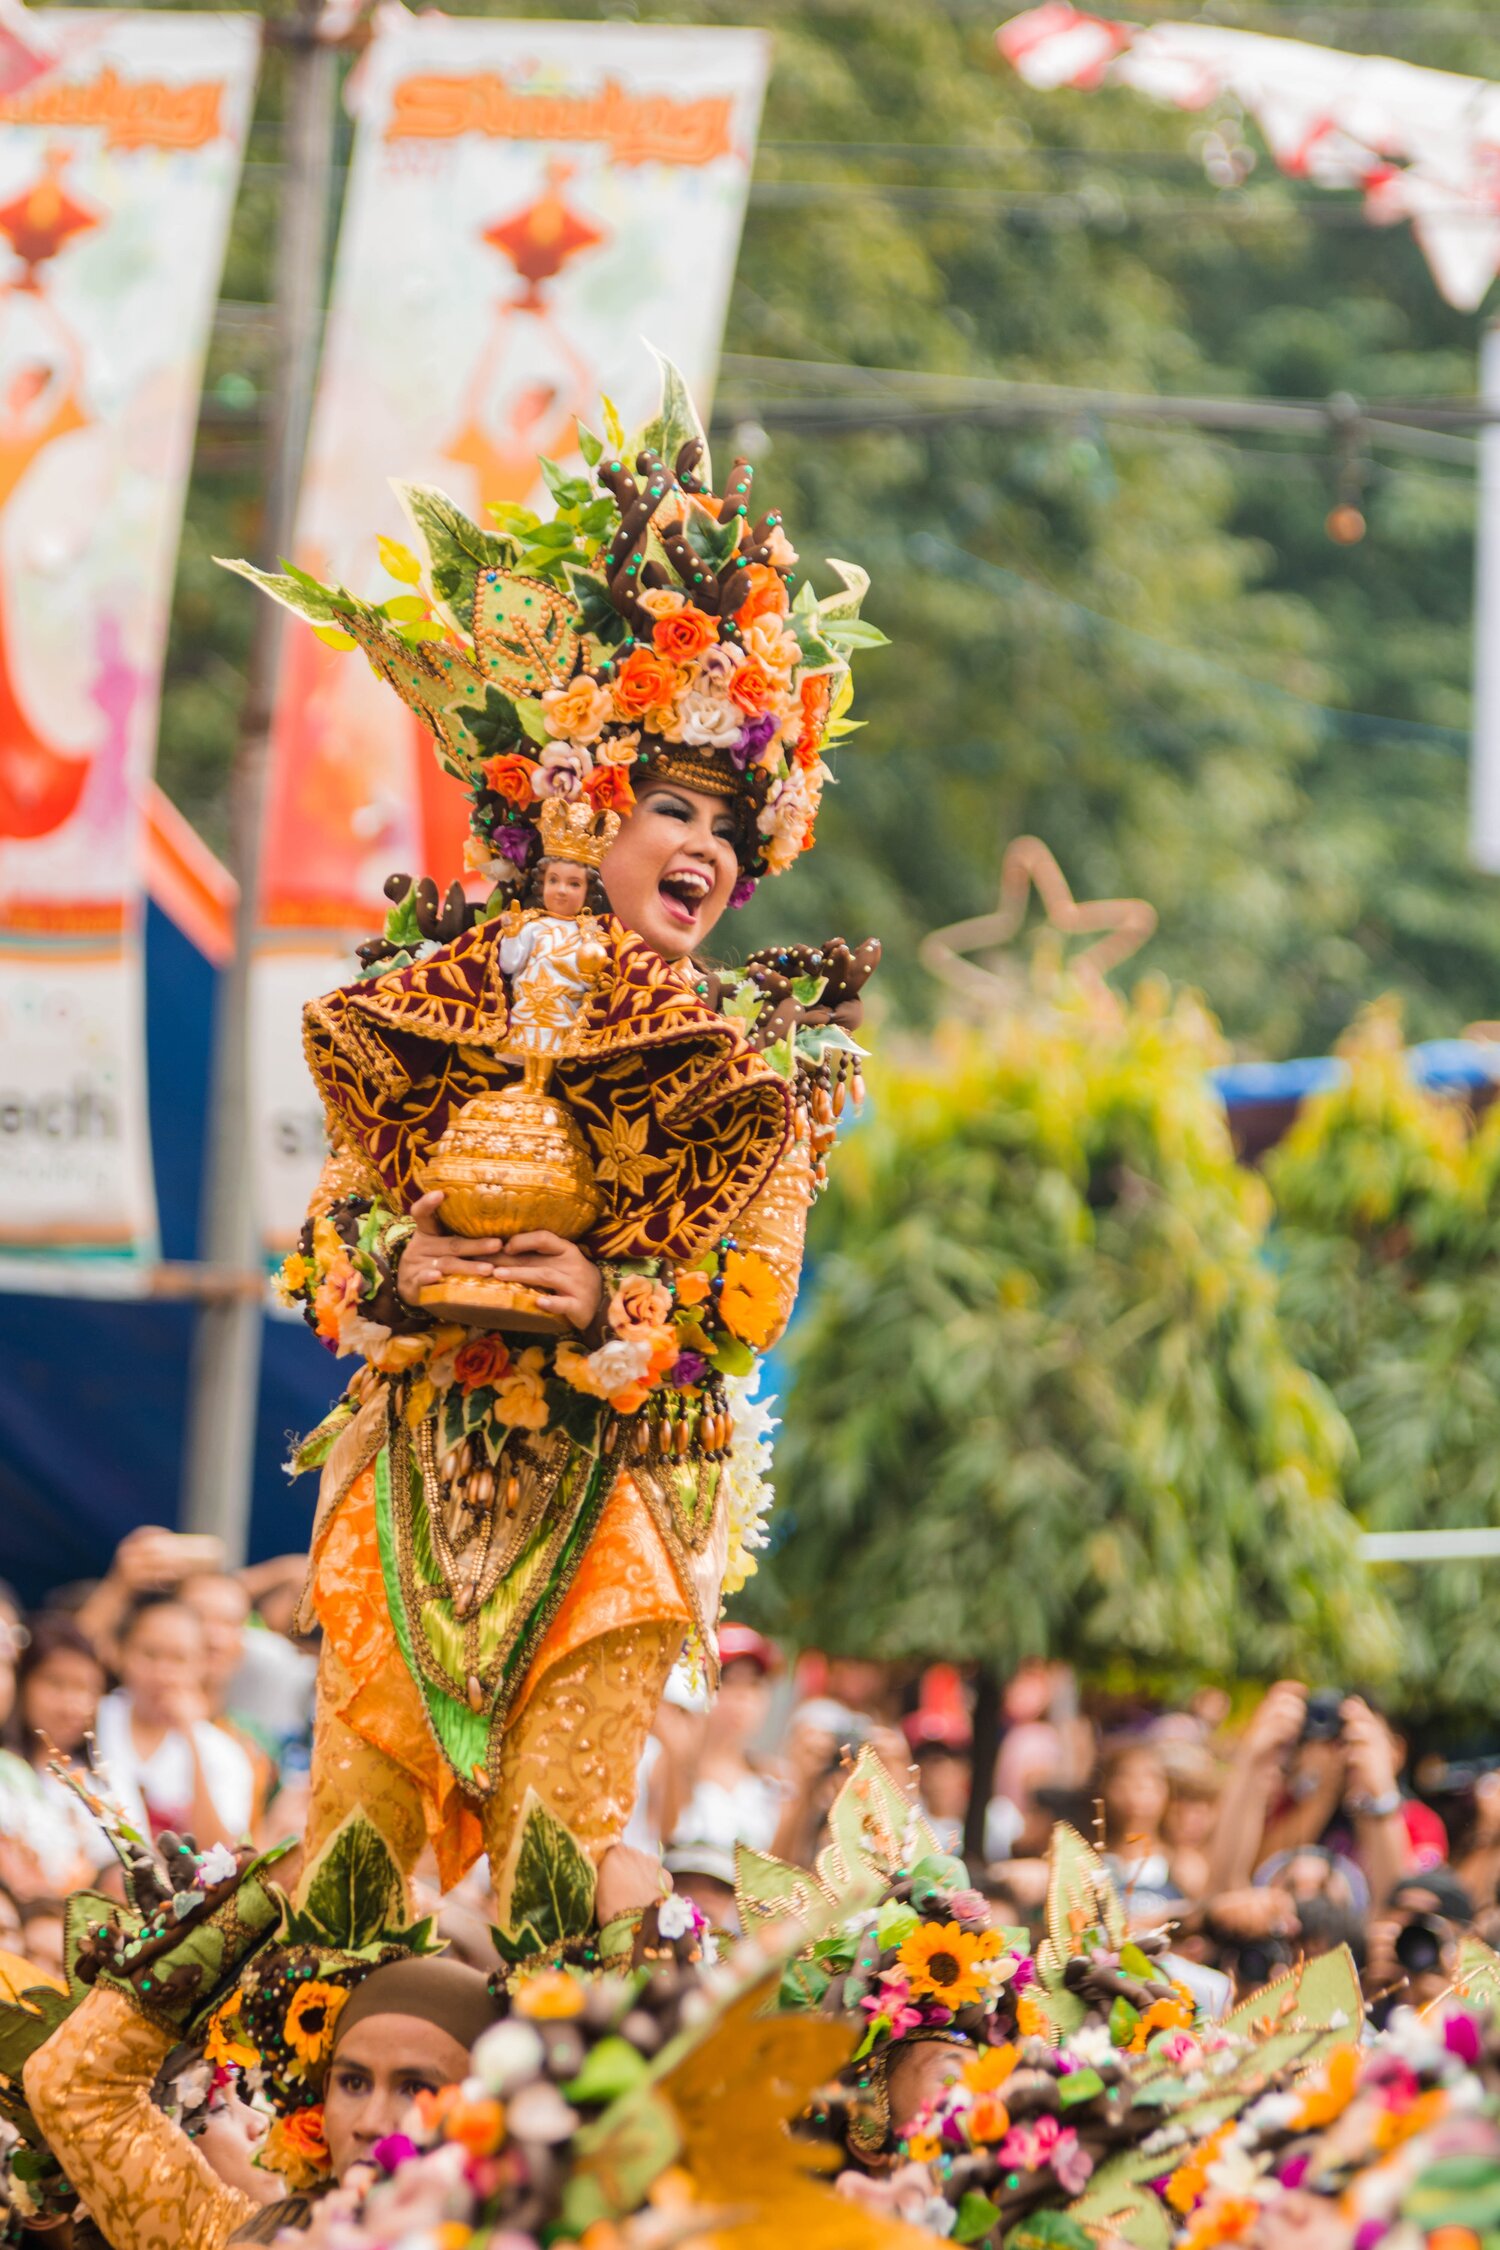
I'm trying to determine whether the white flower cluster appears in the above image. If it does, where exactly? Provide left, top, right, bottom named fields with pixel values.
left=719, top=1368, right=778, bottom=1599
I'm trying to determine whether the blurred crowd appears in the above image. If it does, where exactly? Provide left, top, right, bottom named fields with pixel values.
left=3, top=1529, right=1498, bottom=2023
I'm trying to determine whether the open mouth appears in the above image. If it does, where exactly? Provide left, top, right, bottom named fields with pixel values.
left=658, top=866, right=713, bottom=926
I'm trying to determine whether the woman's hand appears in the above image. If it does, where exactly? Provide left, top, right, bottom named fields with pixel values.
left=485, top=1230, right=603, bottom=1330
left=396, top=1190, right=508, bottom=1310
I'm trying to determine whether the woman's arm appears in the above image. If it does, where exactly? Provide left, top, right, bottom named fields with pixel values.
left=24, top=1987, right=258, bottom=2250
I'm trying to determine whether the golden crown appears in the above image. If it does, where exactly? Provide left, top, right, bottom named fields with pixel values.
left=538, top=797, right=620, bottom=870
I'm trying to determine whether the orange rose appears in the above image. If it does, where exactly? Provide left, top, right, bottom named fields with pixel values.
left=735, top=563, right=790, bottom=629
left=652, top=606, right=718, bottom=664
left=728, top=661, right=775, bottom=717
left=969, top=2093, right=1011, bottom=2144
left=262, top=2104, right=330, bottom=2191
left=611, top=646, right=680, bottom=721
left=675, top=1269, right=711, bottom=1307
left=796, top=675, right=831, bottom=764
left=609, top=1274, right=674, bottom=1337
left=483, top=753, right=540, bottom=806
left=586, top=761, right=635, bottom=815
left=454, top=1333, right=511, bottom=1393
left=443, top=2094, right=506, bottom=2158
left=542, top=676, right=611, bottom=744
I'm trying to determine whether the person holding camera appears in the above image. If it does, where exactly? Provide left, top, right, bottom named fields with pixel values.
left=1364, top=1866, right=1475, bottom=2017
left=1205, top=1681, right=1418, bottom=1909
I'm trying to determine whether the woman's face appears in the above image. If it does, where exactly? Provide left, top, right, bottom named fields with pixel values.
left=22, top=1648, right=104, bottom=1760
left=1105, top=1751, right=1170, bottom=1839
left=118, top=1604, right=204, bottom=1726
left=323, top=2015, right=471, bottom=2180
left=599, top=783, right=740, bottom=960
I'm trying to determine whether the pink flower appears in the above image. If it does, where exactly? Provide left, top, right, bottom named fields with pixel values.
left=1444, top=2011, right=1483, bottom=2066
left=1010, top=1954, right=1036, bottom=1989
left=1052, top=2126, right=1093, bottom=2195
left=998, top=2119, right=1052, bottom=2173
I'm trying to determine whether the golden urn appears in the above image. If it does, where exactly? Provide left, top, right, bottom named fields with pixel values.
left=416, top=1062, right=601, bottom=1334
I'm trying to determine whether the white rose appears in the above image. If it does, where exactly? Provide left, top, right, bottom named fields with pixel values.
left=471, top=2019, right=545, bottom=2096
left=657, top=1892, right=696, bottom=1940
left=677, top=688, right=744, bottom=751
left=585, top=1336, right=653, bottom=1392
left=742, top=616, right=800, bottom=675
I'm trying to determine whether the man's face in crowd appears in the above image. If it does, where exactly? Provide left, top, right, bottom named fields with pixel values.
left=322, top=2016, right=471, bottom=2180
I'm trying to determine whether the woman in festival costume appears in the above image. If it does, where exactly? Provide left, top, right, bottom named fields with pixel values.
left=8, top=1796, right=497, bottom=2250
left=225, top=363, right=883, bottom=1931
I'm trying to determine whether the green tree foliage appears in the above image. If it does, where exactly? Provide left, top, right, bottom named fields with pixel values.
left=160, top=0, right=1500, bottom=1052
left=1269, top=1004, right=1500, bottom=1722
left=756, top=979, right=1394, bottom=1686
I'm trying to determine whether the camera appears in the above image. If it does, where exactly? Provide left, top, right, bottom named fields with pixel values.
left=1300, top=1689, right=1345, bottom=1744
left=1394, top=1914, right=1450, bottom=1979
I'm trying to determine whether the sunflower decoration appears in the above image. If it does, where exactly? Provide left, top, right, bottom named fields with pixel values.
left=897, top=1921, right=1004, bottom=2011
left=284, top=1979, right=349, bottom=2074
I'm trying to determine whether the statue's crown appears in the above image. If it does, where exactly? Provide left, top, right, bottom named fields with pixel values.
left=538, top=796, right=619, bottom=870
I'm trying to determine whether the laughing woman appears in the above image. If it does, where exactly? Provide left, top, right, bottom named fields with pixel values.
left=233, top=368, right=881, bottom=1929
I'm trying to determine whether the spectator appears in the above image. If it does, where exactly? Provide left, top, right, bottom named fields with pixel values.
left=1364, top=1867, right=1475, bottom=2018
left=0, top=1613, right=111, bottom=1893
left=1456, top=1768, right=1500, bottom=1909
left=93, top=1593, right=255, bottom=1849
left=1161, top=1743, right=1225, bottom=1900
left=179, top=1572, right=275, bottom=1823
left=17, top=1896, right=65, bottom=1981
left=667, top=1625, right=787, bottom=1863
left=1207, top=1683, right=1413, bottom=1908
left=903, top=1711, right=972, bottom=1854
left=663, top=1843, right=741, bottom=1933
left=1097, top=1741, right=1182, bottom=1923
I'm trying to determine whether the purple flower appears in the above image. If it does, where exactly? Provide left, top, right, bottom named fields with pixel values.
left=668, top=1350, right=708, bottom=1389
left=1010, top=1954, right=1036, bottom=1990
left=495, top=822, right=533, bottom=867
left=728, top=875, right=758, bottom=910
left=1444, top=2010, right=1483, bottom=2065
left=372, top=2133, right=419, bottom=2174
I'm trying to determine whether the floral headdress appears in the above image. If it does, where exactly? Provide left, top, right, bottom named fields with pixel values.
left=198, top=1815, right=441, bottom=2192
left=222, top=357, right=884, bottom=904
left=736, top=1751, right=1029, bottom=2162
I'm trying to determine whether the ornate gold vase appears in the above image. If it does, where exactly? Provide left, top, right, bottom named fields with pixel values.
left=416, top=1065, right=601, bottom=1333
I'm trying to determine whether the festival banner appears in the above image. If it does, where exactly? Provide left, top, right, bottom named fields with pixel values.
left=252, top=15, right=769, bottom=1253
left=0, top=13, right=258, bottom=1266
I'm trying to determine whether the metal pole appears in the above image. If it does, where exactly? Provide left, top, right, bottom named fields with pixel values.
left=180, top=4, right=336, bottom=1557
left=1470, top=318, right=1500, bottom=870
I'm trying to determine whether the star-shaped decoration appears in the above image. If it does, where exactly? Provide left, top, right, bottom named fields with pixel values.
left=919, top=835, right=1156, bottom=1014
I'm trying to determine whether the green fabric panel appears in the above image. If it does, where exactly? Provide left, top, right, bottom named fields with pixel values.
left=374, top=1443, right=485, bottom=1779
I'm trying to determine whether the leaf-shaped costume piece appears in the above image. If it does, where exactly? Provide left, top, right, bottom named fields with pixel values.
left=489, top=1790, right=597, bottom=1967
left=281, top=1811, right=437, bottom=1959
left=736, top=1747, right=937, bottom=1934
left=218, top=351, right=884, bottom=893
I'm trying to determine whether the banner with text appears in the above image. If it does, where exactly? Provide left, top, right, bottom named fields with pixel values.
left=252, top=15, right=768, bottom=1252
left=0, top=12, right=258, bottom=1265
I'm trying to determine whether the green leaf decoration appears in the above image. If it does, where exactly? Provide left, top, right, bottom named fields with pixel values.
left=1221, top=1944, right=1362, bottom=2048
left=791, top=611, right=840, bottom=671
left=0, top=1980, right=72, bottom=2085
left=1403, top=2157, right=1500, bottom=2233
left=540, top=457, right=593, bottom=511
left=633, top=346, right=711, bottom=488
left=577, top=422, right=604, bottom=468
left=710, top=1335, right=757, bottom=1378
left=217, top=554, right=347, bottom=626
left=394, top=481, right=514, bottom=634
left=1450, top=1932, right=1500, bottom=2010
left=562, top=2086, right=681, bottom=2236
left=1058, top=2065, right=1106, bottom=2106
left=734, top=1842, right=823, bottom=1934
left=876, top=1898, right=920, bottom=1949
left=1109, top=1996, right=1140, bottom=2047
left=514, top=696, right=550, bottom=746
left=565, top=566, right=628, bottom=650
left=1036, top=1825, right=1125, bottom=2002
left=1007, top=2211, right=1096, bottom=2250
left=490, top=1790, right=596, bottom=1965
left=1066, top=2168, right=1172, bottom=2250
left=382, top=881, right=425, bottom=952
left=471, top=568, right=580, bottom=700
left=821, top=615, right=890, bottom=650
left=1120, top=1942, right=1155, bottom=1979
left=955, top=2190, right=1003, bottom=2243
left=564, top=2034, right=649, bottom=2106
left=456, top=684, right=526, bottom=759
left=777, top=1955, right=830, bottom=2011
left=815, top=556, right=871, bottom=624
left=296, top=1813, right=409, bottom=1952
left=683, top=507, right=742, bottom=571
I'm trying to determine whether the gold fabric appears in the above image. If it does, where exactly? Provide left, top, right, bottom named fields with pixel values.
left=23, top=1985, right=258, bottom=2250
left=733, top=1129, right=813, bottom=1339
left=301, top=1616, right=680, bottom=1915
